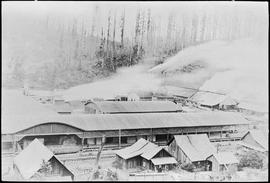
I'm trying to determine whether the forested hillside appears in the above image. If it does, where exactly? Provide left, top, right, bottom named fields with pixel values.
left=2, top=2, right=267, bottom=90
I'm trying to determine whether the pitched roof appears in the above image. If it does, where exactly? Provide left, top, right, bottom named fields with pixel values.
left=151, top=157, right=178, bottom=165
left=116, top=138, right=149, bottom=159
left=13, top=139, right=54, bottom=179
left=173, top=134, right=216, bottom=162
left=237, top=141, right=267, bottom=152
left=207, top=152, right=239, bottom=164
left=86, top=101, right=182, bottom=113
left=157, top=86, right=198, bottom=98
left=141, top=146, right=164, bottom=160
left=116, top=138, right=169, bottom=160
left=241, top=130, right=268, bottom=151
left=2, top=111, right=250, bottom=134
left=189, top=91, right=237, bottom=106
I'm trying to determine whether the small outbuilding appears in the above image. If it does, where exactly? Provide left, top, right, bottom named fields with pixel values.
left=156, top=86, right=198, bottom=102
left=239, top=130, right=268, bottom=152
left=115, top=138, right=177, bottom=171
left=206, top=152, right=239, bottom=173
left=188, top=91, right=238, bottom=110
left=13, top=138, right=74, bottom=180
left=168, top=134, right=216, bottom=171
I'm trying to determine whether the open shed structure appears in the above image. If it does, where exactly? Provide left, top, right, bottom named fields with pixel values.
left=13, top=138, right=74, bottom=180
left=2, top=111, right=250, bottom=154
left=115, top=138, right=177, bottom=171
left=188, top=91, right=239, bottom=110
left=206, top=152, right=239, bottom=173
left=156, top=86, right=198, bottom=103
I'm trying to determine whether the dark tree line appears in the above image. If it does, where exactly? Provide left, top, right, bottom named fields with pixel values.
left=4, top=4, right=266, bottom=89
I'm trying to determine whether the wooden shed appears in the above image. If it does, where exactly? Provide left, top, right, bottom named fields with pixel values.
left=239, top=130, right=268, bottom=152
left=168, top=134, right=216, bottom=171
left=13, top=139, right=74, bottom=180
left=206, top=152, right=239, bottom=173
left=188, top=91, right=238, bottom=110
left=116, top=138, right=177, bottom=171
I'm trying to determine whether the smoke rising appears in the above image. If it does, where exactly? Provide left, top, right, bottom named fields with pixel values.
left=150, top=38, right=268, bottom=112
left=63, top=65, right=162, bottom=101
left=64, top=36, right=268, bottom=113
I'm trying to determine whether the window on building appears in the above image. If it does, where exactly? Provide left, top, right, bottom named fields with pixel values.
left=120, top=97, right=128, bottom=101
left=156, top=134, right=167, bottom=142
left=121, top=137, right=127, bottom=144
left=105, top=137, right=113, bottom=144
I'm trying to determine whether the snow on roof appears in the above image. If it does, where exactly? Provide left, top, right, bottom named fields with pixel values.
left=173, top=134, right=216, bottom=162
left=87, top=101, right=182, bottom=113
left=13, top=139, right=54, bottom=179
left=2, top=112, right=250, bottom=134
left=189, top=91, right=237, bottom=106
left=241, top=130, right=268, bottom=151
left=208, top=152, right=239, bottom=165
left=151, top=157, right=178, bottom=166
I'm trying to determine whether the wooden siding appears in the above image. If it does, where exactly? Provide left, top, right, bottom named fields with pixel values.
left=153, top=149, right=173, bottom=159
left=168, top=139, right=191, bottom=164
left=49, top=156, right=74, bottom=179
left=207, top=155, right=219, bottom=172
left=81, top=126, right=240, bottom=138
left=18, top=123, right=82, bottom=135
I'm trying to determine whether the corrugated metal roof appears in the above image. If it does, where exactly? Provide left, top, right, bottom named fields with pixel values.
left=116, top=138, right=163, bottom=160
left=174, top=134, right=216, bottom=162
left=116, top=138, right=149, bottom=159
left=158, top=86, right=198, bottom=98
left=238, top=141, right=267, bottom=152
left=141, top=146, right=164, bottom=160
left=208, top=152, right=239, bottom=164
left=2, top=112, right=250, bottom=134
left=13, top=139, right=54, bottom=179
left=151, top=157, right=178, bottom=165
left=242, top=130, right=268, bottom=150
left=130, top=142, right=158, bottom=159
left=189, top=91, right=237, bottom=106
left=87, top=101, right=182, bottom=113
left=49, top=103, right=73, bottom=113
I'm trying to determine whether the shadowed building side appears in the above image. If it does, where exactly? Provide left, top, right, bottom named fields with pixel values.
left=2, top=112, right=250, bottom=154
